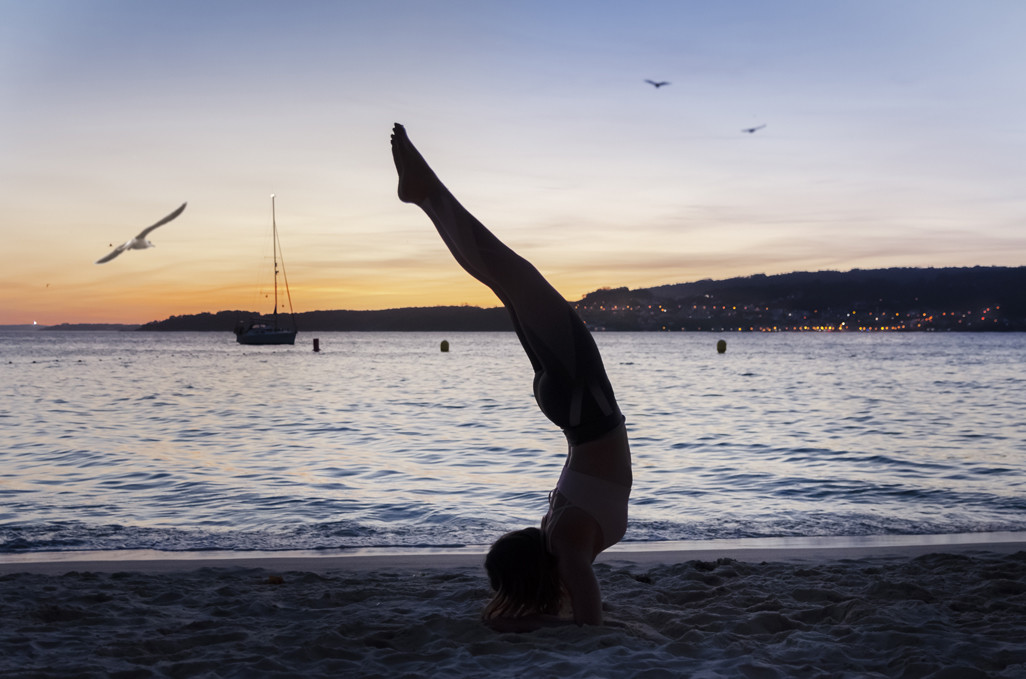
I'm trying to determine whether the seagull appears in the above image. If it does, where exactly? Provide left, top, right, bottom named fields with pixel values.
left=95, top=202, right=187, bottom=264
left=742, top=124, right=767, bottom=134
left=644, top=79, right=670, bottom=88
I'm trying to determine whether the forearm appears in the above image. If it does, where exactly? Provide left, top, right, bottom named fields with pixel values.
left=558, top=552, right=603, bottom=626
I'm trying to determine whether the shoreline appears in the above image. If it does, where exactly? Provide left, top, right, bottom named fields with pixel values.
left=4, top=531, right=1024, bottom=575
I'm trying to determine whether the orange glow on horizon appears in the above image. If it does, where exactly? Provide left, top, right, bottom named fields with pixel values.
left=2, top=280, right=510, bottom=326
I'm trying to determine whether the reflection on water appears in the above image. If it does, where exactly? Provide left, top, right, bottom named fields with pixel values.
left=1, top=330, right=1024, bottom=551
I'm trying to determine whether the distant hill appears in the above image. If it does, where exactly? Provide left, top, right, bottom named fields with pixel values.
left=138, top=307, right=514, bottom=332
left=132, top=266, right=1024, bottom=332
left=577, top=266, right=1025, bottom=331
left=646, top=266, right=1024, bottom=311
left=41, top=323, right=140, bottom=331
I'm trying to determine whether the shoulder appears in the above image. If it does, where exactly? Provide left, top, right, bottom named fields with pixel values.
left=546, top=503, right=602, bottom=558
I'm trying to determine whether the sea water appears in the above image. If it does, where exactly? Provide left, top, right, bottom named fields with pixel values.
left=1, top=330, right=1024, bottom=553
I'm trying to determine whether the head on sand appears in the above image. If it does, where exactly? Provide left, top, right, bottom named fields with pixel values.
left=483, top=527, right=562, bottom=619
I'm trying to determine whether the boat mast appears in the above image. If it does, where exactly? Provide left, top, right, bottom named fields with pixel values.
left=271, top=194, right=279, bottom=329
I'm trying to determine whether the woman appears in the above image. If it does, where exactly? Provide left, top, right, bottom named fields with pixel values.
left=391, top=124, right=632, bottom=629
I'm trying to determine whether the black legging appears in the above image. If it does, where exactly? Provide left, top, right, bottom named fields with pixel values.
left=418, top=186, right=623, bottom=444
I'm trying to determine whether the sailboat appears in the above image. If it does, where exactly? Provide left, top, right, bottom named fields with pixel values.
left=234, top=194, right=298, bottom=345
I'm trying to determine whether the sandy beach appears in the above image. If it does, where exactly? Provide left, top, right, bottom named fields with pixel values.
left=2, top=534, right=1025, bottom=678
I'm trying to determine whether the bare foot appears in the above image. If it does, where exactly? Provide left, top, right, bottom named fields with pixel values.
left=391, top=123, right=441, bottom=204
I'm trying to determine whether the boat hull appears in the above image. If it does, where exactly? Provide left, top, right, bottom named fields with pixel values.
left=234, top=324, right=297, bottom=345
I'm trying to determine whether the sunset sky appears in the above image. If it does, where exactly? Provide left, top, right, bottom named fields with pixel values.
left=2, top=1, right=1024, bottom=325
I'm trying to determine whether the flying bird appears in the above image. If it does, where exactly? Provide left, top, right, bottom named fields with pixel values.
left=644, top=79, right=670, bottom=88
left=95, top=202, right=187, bottom=264
left=742, top=124, right=767, bottom=134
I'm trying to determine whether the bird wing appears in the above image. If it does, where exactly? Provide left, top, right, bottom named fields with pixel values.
left=95, top=242, right=129, bottom=264
left=135, top=201, right=187, bottom=239
left=94, top=202, right=185, bottom=264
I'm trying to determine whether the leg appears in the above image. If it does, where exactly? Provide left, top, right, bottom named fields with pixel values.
left=391, top=124, right=621, bottom=442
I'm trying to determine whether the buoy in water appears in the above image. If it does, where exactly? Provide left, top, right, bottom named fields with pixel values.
left=716, top=339, right=727, bottom=354
left=313, top=338, right=320, bottom=352
left=440, top=340, right=450, bottom=352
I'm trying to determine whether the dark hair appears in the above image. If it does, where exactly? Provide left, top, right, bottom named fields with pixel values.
left=482, top=527, right=562, bottom=619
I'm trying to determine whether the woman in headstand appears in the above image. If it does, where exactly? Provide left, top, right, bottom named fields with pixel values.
left=391, top=124, right=631, bottom=629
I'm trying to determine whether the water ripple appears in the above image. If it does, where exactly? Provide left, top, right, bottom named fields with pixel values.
left=2, top=330, right=1026, bottom=552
